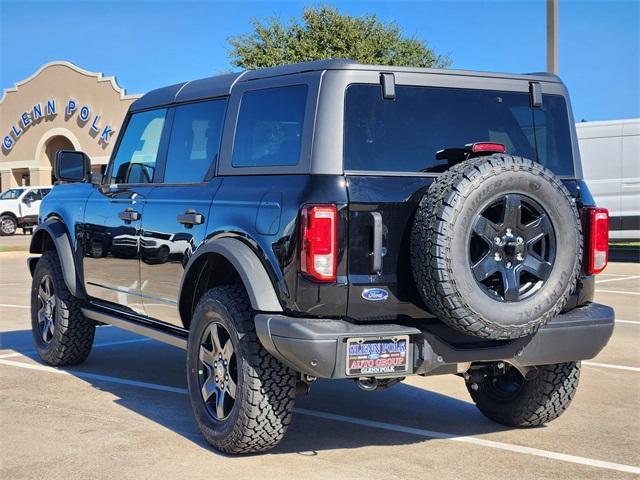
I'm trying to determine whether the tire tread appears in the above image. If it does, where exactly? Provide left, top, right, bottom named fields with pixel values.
left=410, top=154, right=583, bottom=339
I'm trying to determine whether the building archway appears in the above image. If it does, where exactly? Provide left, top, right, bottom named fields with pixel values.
left=35, top=128, right=81, bottom=168
left=41, top=135, right=75, bottom=184
left=33, top=128, right=81, bottom=185
left=43, top=135, right=75, bottom=166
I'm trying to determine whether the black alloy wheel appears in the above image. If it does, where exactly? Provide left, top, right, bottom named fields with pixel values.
left=469, top=193, right=556, bottom=302
left=197, top=322, right=238, bottom=421
left=36, top=274, right=56, bottom=344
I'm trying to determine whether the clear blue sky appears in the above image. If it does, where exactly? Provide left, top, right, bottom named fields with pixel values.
left=1, top=0, right=638, bottom=121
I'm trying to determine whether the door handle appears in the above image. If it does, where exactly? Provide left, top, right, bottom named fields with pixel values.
left=118, top=208, right=140, bottom=222
left=370, top=211, right=383, bottom=275
left=177, top=209, right=204, bottom=226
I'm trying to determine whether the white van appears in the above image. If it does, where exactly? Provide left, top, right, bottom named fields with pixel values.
left=576, top=119, right=640, bottom=241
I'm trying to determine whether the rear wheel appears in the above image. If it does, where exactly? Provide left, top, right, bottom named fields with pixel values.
left=0, top=215, right=17, bottom=236
left=30, top=251, right=95, bottom=365
left=467, top=362, right=581, bottom=427
left=411, top=154, right=582, bottom=340
left=186, top=285, right=296, bottom=454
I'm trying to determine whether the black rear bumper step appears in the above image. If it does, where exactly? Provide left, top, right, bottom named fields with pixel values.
left=255, top=303, right=615, bottom=379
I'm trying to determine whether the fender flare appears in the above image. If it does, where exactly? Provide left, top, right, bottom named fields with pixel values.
left=180, top=237, right=283, bottom=313
left=28, top=218, right=83, bottom=298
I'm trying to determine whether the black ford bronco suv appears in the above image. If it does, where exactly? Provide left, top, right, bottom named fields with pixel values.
left=28, top=59, right=614, bottom=454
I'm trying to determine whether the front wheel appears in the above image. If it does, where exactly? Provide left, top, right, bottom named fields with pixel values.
left=186, top=285, right=296, bottom=454
left=30, top=251, right=95, bottom=365
left=0, top=215, right=17, bottom=236
left=467, top=362, right=581, bottom=427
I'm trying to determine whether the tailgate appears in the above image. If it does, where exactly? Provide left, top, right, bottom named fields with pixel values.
left=346, top=175, right=434, bottom=321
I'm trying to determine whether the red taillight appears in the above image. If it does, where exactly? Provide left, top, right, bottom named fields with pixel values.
left=300, top=205, right=338, bottom=282
left=586, top=207, right=609, bottom=275
left=468, top=142, right=506, bottom=153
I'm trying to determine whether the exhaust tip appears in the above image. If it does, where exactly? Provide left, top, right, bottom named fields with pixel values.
left=356, top=377, right=379, bottom=391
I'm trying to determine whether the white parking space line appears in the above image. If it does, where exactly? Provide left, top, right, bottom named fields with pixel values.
left=0, top=358, right=638, bottom=474
left=0, top=338, right=152, bottom=359
left=583, top=361, right=640, bottom=372
left=596, top=275, right=640, bottom=284
left=295, top=409, right=640, bottom=475
left=595, top=289, right=640, bottom=296
left=0, top=304, right=29, bottom=309
left=616, top=319, right=640, bottom=325
left=0, top=358, right=188, bottom=394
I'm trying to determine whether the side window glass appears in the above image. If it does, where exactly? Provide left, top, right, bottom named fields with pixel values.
left=24, top=190, right=41, bottom=202
left=110, top=109, right=167, bottom=184
left=164, top=99, right=227, bottom=183
left=232, top=85, right=307, bottom=167
left=41, top=189, right=51, bottom=198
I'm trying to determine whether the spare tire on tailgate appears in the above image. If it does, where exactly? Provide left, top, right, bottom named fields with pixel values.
left=411, top=154, right=582, bottom=340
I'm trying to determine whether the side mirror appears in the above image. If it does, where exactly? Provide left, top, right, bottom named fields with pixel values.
left=55, top=150, right=91, bottom=183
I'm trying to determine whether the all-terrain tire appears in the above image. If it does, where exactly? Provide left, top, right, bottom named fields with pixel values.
left=0, top=214, right=17, bottom=236
left=467, top=362, right=581, bottom=426
left=30, top=251, right=95, bottom=365
left=186, top=285, right=297, bottom=454
left=411, top=154, right=582, bottom=340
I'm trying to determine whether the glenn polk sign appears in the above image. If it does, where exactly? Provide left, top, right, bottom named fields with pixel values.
left=3, top=98, right=116, bottom=152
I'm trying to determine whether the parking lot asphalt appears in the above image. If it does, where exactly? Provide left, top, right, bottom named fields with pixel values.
left=0, top=232, right=31, bottom=251
left=1, top=250, right=638, bottom=480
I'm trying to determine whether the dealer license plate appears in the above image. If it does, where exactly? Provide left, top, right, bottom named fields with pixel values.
left=346, top=335, right=410, bottom=376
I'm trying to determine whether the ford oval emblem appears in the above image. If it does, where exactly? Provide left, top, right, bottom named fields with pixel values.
left=361, top=288, right=389, bottom=302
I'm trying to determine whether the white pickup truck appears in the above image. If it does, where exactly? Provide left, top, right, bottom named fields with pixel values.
left=0, top=186, right=52, bottom=236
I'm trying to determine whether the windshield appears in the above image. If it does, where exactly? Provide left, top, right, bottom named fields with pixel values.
left=344, top=85, right=575, bottom=176
left=0, top=188, right=26, bottom=200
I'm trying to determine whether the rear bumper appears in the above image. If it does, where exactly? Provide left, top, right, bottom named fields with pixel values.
left=255, top=303, right=615, bottom=379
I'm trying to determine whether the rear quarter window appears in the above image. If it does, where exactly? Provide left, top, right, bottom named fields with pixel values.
left=231, top=85, right=307, bottom=168
left=344, top=84, right=574, bottom=176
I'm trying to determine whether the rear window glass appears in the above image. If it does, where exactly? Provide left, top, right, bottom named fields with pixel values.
left=344, top=85, right=574, bottom=176
left=232, top=85, right=307, bottom=168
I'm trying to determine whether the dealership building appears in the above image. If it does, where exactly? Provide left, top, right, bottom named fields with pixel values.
left=0, top=61, right=140, bottom=190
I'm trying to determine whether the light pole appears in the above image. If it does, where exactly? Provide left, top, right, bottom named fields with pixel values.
left=547, top=0, right=558, bottom=74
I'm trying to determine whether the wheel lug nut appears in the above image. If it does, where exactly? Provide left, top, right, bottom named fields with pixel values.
left=506, top=261, right=513, bottom=268
left=516, top=253, right=524, bottom=261
left=516, top=236, right=524, bottom=244
left=215, top=376, right=218, bottom=382
left=214, top=361, right=217, bottom=367
left=494, top=237, right=501, bottom=245
left=506, top=228, right=513, bottom=235
left=225, top=374, right=229, bottom=380
left=494, top=253, right=502, bottom=261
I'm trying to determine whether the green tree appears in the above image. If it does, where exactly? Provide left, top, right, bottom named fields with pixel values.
left=229, top=6, right=451, bottom=69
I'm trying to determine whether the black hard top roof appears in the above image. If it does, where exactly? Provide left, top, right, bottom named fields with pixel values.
left=130, top=59, right=561, bottom=111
